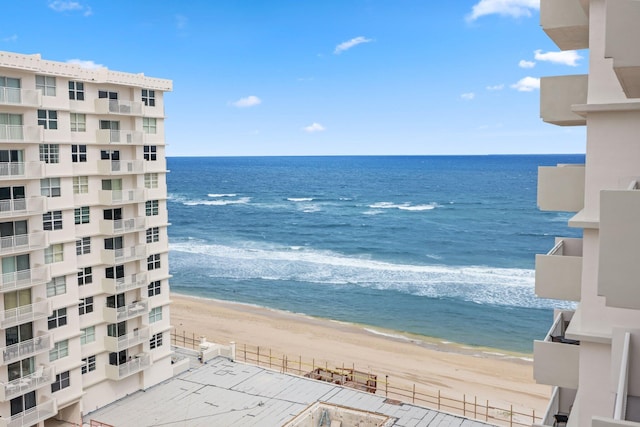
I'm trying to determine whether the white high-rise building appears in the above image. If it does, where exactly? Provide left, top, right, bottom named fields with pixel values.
left=534, top=1, right=640, bottom=426
left=0, top=51, right=173, bottom=426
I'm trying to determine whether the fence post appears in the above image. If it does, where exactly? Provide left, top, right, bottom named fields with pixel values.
left=243, top=343, right=247, bottom=361
left=257, top=346, right=260, bottom=366
left=510, top=404, right=513, bottom=427
left=474, top=396, right=477, bottom=419
left=299, top=355, right=302, bottom=375
left=269, top=348, right=272, bottom=369
left=486, top=400, right=489, bottom=421
left=385, top=375, right=388, bottom=397
left=412, top=384, right=415, bottom=404
left=532, top=409, right=536, bottom=425
left=463, top=394, right=466, bottom=417
left=438, top=390, right=441, bottom=410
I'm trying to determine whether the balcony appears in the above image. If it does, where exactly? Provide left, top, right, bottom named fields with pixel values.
left=100, top=244, right=147, bottom=265
left=104, top=327, right=150, bottom=352
left=537, top=165, right=585, bottom=212
left=0, top=300, right=51, bottom=329
left=0, top=231, right=47, bottom=256
left=534, top=311, right=580, bottom=389
left=0, top=365, right=55, bottom=402
left=540, top=0, right=588, bottom=50
left=101, top=272, right=147, bottom=295
left=535, top=237, right=582, bottom=302
left=533, top=386, right=576, bottom=427
left=105, top=353, right=151, bottom=380
left=0, top=125, right=41, bottom=143
left=0, top=197, right=45, bottom=218
left=1, top=334, right=52, bottom=365
left=96, top=129, right=144, bottom=145
left=0, top=87, right=40, bottom=108
left=540, top=75, right=588, bottom=126
left=0, top=396, right=57, bottom=427
left=99, top=217, right=146, bottom=235
left=0, top=266, right=50, bottom=293
left=605, top=0, right=640, bottom=98
left=95, top=98, right=143, bottom=116
left=598, top=185, right=640, bottom=309
left=97, top=159, right=145, bottom=175
left=103, top=300, right=148, bottom=323
left=98, top=189, right=146, bottom=205
left=0, top=162, right=43, bottom=181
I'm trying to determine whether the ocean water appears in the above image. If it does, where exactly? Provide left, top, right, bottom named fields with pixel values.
left=166, top=155, right=584, bottom=353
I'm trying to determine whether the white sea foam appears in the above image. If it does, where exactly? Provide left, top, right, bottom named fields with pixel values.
left=169, top=240, right=575, bottom=310
left=369, top=201, right=438, bottom=211
left=183, top=197, right=251, bottom=206
left=208, top=193, right=237, bottom=198
left=364, top=328, right=412, bottom=342
left=288, top=197, right=314, bottom=202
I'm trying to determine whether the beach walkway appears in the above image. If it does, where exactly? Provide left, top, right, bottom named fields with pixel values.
left=85, top=355, right=494, bottom=426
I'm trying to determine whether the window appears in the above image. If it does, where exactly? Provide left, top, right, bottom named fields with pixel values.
left=77, top=267, right=92, bottom=286
left=74, top=206, right=89, bottom=224
left=71, top=144, right=87, bottom=162
left=106, top=265, right=124, bottom=279
left=36, top=75, right=56, bottom=96
left=145, top=200, right=159, bottom=216
left=7, top=357, right=34, bottom=382
left=147, top=254, right=160, bottom=270
left=70, top=113, right=86, bottom=131
left=51, top=370, right=70, bottom=393
left=143, top=145, right=157, bottom=161
left=68, top=81, right=84, bottom=100
left=49, top=339, right=68, bottom=361
left=37, top=110, right=57, bottom=129
left=148, top=280, right=161, bottom=297
left=47, top=308, right=67, bottom=329
left=81, top=355, right=96, bottom=374
left=10, top=391, right=35, bottom=417
left=144, top=173, right=158, bottom=189
left=40, top=178, right=61, bottom=197
left=150, top=332, right=163, bottom=349
left=104, top=236, right=123, bottom=250
left=46, top=276, right=66, bottom=297
left=142, top=117, right=156, bottom=134
left=42, top=211, right=62, bottom=230
left=44, top=244, right=64, bottom=264
left=79, top=297, right=93, bottom=315
left=103, top=208, right=122, bottom=221
left=149, top=306, right=162, bottom=323
left=80, top=326, right=95, bottom=345
left=142, top=89, right=155, bottom=106
left=76, top=237, right=90, bottom=255
left=39, top=144, right=59, bottom=163
left=146, top=227, right=159, bottom=243
left=73, top=176, right=88, bottom=194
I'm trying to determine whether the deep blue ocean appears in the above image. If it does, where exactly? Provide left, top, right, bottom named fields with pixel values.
left=166, top=155, right=584, bottom=353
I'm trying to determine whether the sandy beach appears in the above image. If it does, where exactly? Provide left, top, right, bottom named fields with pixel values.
left=169, top=293, right=551, bottom=418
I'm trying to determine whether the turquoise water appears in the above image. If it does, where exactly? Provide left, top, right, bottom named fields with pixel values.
left=167, top=155, right=583, bottom=353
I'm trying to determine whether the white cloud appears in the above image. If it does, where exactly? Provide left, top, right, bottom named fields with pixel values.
left=176, top=14, right=188, bottom=30
left=511, top=76, right=540, bottom=92
left=48, top=0, right=92, bottom=15
left=519, top=59, right=536, bottom=68
left=1, top=35, right=17, bottom=42
left=232, top=96, right=262, bottom=108
left=334, top=36, right=373, bottom=54
left=461, top=92, right=475, bottom=100
left=303, top=123, right=326, bottom=133
left=466, top=0, right=539, bottom=22
left=66, top=59, right=103, bottom=69
left=486, top=84, right=504, bottom=91
left=534, top=49, right=582, bottom=66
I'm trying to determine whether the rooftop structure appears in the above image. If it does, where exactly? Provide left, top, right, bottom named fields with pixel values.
left=0, top=51, right=172, bottom=425
left=534, top=1, right=640, bottom=426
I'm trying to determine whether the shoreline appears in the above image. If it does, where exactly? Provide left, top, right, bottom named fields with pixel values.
left=169, top=292, right=550, bottom=413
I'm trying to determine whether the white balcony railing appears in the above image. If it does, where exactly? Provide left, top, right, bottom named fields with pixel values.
left=104, top=327, right=150, bottom=352
left=0, top=266, right=50, bottom=293
left=97, top=160, right=145, bottom=175
left=0, top=162, right=42, bottom=180
left=535, top=237, right=582, bottom=302
left=100, top=245, right=147, bottom=265
left=103, top=300, right=149, bottom=323
left=614, top=332, right=631, bottom=421
left=534, top=311, right=580, bottom=389
left=95, top=98, right=143, bottom=116
left=95, top=129, right=144, bottom=145
left=0, top=365, right=54, bottom=401
left=0, top=397, right=57, bottom=427
left=101, top=272, right=147, bottom=294
left=0, top=125, right=41, bottom=143
left=98, top=189, right=146, bottom=205
left=0, top=300, right=50, bottom=329
left=0, top=197, right=45, bottom=218
left=99, top=217, right=146, bottom=235
left=0, top=232, right=47, bottom=256
left=0, top=87, right=40, bottom=107
left=1, top=334, right=51, bottom=365
left=105, top=353, right=151, bottom=380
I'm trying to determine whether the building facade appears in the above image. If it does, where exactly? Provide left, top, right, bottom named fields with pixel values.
left=534, top=0, right=640, bottom=426
left=0, top=51, right=173, bottom=426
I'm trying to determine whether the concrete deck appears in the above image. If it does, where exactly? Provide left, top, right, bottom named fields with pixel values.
left=84, top=356, right=495, bottom=426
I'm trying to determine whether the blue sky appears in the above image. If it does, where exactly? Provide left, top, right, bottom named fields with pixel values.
left=1, top=0, right=588, bottom=156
